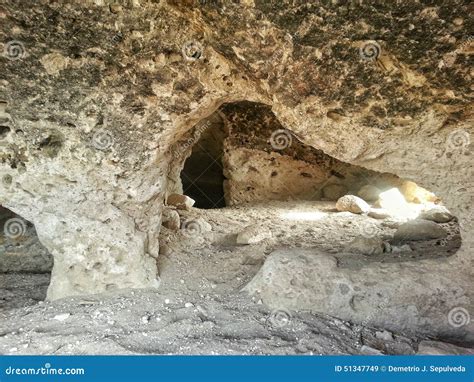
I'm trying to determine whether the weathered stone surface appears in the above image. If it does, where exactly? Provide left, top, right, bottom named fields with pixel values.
left=244, top=249, right=473, bottom=342
left=345, top=236, right=384, bottom=256
left=400, top=181, right=438, bottom=204
left=392, top=219, right=448, bottom=243
left=236, top=224, right=272, bottom=245
left=336, top=195, right=370, bottom=214
left=167, top=194, right=195, bottom=211
left=419, top=205, right=454, bottom=223
left=368, top=208, right=390, bottom=219
left=0, top=0, right=471, bottom=306
left=417, top=341, right=474, bottom=355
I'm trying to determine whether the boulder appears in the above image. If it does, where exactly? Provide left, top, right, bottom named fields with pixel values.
left=335, top=195, right=370, bottom=214
left=368, top=208, right=390, bottom=219
left=236, top=224, right=272, bottom=245
left=345, top=236, right=384, bottom=256
left=399, top=180, right=437, bottom=204
left=392, top=219, right=447, bottom=243
left=166, top=194, right=195, bottom=210
left=419, top=205, right=454, bottom=223
left=357, top=185, right=381, bottom=202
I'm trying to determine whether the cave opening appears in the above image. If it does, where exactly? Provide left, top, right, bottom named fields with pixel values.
left=180, top=114, right=227, bottom=209
left=0, top=206, right=52, bottom=309
left=168, top=101, right=461, bottom=264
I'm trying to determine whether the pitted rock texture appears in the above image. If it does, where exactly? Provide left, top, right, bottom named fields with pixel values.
left=0, top=0, right=472, bottom=325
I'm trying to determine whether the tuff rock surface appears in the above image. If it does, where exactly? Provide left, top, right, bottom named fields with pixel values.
left=0, top=0, right=472, bottom=344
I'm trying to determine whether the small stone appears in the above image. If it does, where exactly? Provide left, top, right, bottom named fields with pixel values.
left=452, top=18, right=463, bottom=26
left=109, top=3, right=123, bottom=13
left=336, top=195, right=370, bottom=214
left=418, top=205, right=454, bottom=223
left=166, top=193, right=195, bottom=210
left=375, top=330, right=394, bottom=341
left=392, top=219, right=447, bottom=243
left=184, top=302, right=193, bottom=308
left=358, top=185, right=381, bottom=202
left=40, top=53, right=70, bottom=75
left=164, top=299, right=170, bottom=304
left=346, top=236, right=384, bottom=256
left=141, top=315, right=149, bottom=324
left=368, top=208, right=390, bottom=219
left=236, top=224, right=272, bottom=244
left=53, top=313, right=70, bottom=321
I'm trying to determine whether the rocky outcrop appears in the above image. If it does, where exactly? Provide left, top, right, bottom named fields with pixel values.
left=244, top=249, right=473, bottom=343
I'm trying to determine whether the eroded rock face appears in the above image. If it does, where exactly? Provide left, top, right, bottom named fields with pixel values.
left=244, top=249, right=473, bottom=342
left=0, top=0, right=472, bottom=307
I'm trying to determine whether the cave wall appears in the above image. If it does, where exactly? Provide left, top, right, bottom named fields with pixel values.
left=0, top=0, right=471, bottom=329
left=220, top=102, right=402, bottom=205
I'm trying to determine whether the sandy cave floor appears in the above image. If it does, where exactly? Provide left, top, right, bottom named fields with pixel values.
left=0, top=201, right=467, bottom=355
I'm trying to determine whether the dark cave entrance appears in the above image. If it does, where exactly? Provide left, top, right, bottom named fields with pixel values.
left=180, top=117, right=227, bottom=209
left=0, top=205, right=52, bottom=309
left=172, top=101, right=461, bottom=262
